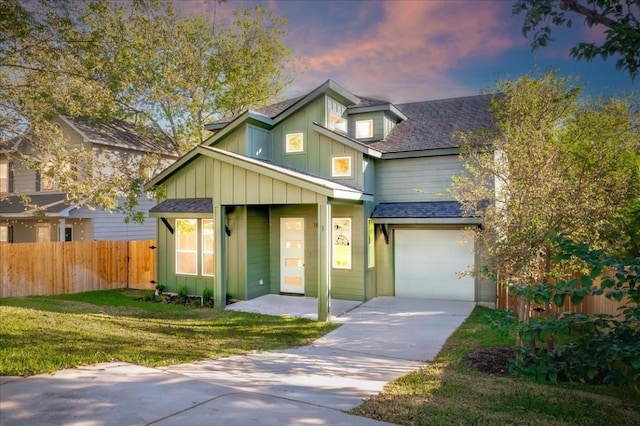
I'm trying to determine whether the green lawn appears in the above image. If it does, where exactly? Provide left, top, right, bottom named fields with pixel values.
left=351, top=306, right=640, bottom=426
left=0, top=289, right=339, bottom=376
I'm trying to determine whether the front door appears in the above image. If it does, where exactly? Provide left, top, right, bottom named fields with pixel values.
left=280, top=217, right=305, bottom=294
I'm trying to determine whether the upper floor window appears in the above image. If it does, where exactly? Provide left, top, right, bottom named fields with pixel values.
left=38, top=171, right=57, bottom=191
left=331, top=156, right=352, bottom=177
left=285, top=132, right=304, bottom=153
left=355, top=119, right=373, bottom=139
left=0, top=161, right=11, bottom=193
left=329, top=111, right=347, bottom=133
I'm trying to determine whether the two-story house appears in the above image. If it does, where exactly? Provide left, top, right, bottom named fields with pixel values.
left=0, top=115, right=178, bottom=243
left=144, top=80, right=495, bottom=310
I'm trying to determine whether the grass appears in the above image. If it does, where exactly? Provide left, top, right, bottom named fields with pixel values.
left=351, top=306, right=640, bottom=426
left=0, top=289, right=339, bottom=376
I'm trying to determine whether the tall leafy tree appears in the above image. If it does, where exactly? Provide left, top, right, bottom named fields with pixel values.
left=0, top=0, right=292, bottom=218
left=514, top=0, right=640, bottom=79
left=451, top=71, right=640, bottom=290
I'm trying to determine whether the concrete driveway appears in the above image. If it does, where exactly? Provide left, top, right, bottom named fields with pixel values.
left=0, top=297, right=474, bottom=426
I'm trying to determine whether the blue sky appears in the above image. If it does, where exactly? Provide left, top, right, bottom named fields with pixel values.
left=186, top=0, right=637, bottom=103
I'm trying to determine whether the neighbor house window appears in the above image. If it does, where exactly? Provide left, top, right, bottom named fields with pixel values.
left=355, top=119, right=373, bottom=139
left=0, top=161, right=10, bottom=193
left=285, top=132, right=304, bottom=153
left=201, top=219, right=215, bottom=276
left=0, top=225, right=8, bottom=242
left=36, top=225, right=51, bottom=242
left=176, top=219, right=198, bottom=275
left=331, top=156, right=352, bottom=177
left=37, top=171, right=56, bottom=191
left=332, top=218, right=352, bottom=269
left=368, top=220, right=375, bottom=268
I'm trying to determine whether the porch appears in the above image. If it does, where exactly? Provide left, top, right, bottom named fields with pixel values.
left=226, top=294, right=362, bottom=321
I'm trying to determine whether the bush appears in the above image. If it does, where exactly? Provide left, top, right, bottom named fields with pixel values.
left=489, top=236, right=640, bottom=389
left=202, top=287, right=213, bottom=304
left=176, top=285, right=188, bottom=301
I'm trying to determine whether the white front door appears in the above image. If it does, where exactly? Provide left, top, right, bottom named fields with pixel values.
left=280, top=217, right=305, bottom=294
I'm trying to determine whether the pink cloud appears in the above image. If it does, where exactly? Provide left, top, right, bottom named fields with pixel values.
left=289, top=0, right=522, bottom=101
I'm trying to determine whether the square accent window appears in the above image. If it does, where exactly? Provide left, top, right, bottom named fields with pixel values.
left=355, top=119, right=373, bottom=139
left=332, top=218, right=352, bottom=269
left=332, top=156, right=352, bottom=177
left=285, top=132, right=304, bottom=153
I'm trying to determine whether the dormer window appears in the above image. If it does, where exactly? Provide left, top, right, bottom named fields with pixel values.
left=285, top=132, right=304, bottom=153
left=329, top=111, right=347, bottom=133
left=355, top=119, right=373, bottom=139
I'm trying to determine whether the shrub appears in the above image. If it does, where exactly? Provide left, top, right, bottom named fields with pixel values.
left=488, top=235, right=640, bottom=389
left=202, top=287, right=213, bottom=305
left=176, top=285, right=188, bottom=301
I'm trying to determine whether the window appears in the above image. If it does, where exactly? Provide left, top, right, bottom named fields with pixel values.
left=329, top=111, right=347, bottom=132
left=0, top=225, right=8, bottom=243
left=176, top=219, right=198, bottom=275
left=331, top=156, right=352, bottom=177
left=368, top=220, right=375, bottom=268
left=0, top=161, right=10, bottom=193
left=332, top=218, right=352, bottom=269
left=285, top=132, right=304, bottom=153
left=38, top=172, right=56, bottom=191
left=36, top=225, right=51, bottom=242
left=355, top=119, right=373, bottom=139
left=201, top=219, right=215, bottom=276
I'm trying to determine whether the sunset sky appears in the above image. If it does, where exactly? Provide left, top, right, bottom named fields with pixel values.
left=187, top=0, right=636, bottom=103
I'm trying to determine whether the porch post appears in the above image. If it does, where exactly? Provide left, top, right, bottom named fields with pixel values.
left=318, top=202, right=331, bottom=322
left=214, top=204, right=227, bottom=310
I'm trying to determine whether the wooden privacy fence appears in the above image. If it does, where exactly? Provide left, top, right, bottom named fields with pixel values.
left=0, top=240, right=156, bottom=298
left=496, top=275, right=631, bottom=317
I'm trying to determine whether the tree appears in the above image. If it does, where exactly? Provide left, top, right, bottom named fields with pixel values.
left=513, top=0, right=640, bottom=79
left=451, top=71, right=640, bottom=293
left=1, top=0, right=292, bottom=219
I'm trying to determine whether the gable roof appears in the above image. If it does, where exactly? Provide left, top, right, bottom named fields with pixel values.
left=367, top=94, right=494, bottom=154
left=0, top=193, right=76, bottom=217
left=59, top=115, right=179, bottom=157
left=145, top=145, right=372, bottom=202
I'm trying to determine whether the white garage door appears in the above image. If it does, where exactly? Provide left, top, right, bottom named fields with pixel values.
left=395, top=229, right=475, bottom=301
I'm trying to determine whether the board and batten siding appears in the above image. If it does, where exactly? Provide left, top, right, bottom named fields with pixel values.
left=375, top=155, right=464, bottom=202
left=210, top=125, right=248, bottom=156
left=246, top=206, right=271, bottom=299
left=226, top=205, right=247, bottom=300
left=247, top=125, right=272, bottom=160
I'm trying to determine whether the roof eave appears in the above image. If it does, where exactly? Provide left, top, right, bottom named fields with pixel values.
left=371, top=217, right=480, bottom=225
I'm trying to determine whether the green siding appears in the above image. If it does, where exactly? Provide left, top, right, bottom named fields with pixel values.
left=247, top=125, right=272, bottom=160
left=211, top=125, right=247, bottom=155
left=226, top=206, right=247, bottom=300
left=348, top=111, right=384, bottom=141
left=247, top=206, right=271, bottom=299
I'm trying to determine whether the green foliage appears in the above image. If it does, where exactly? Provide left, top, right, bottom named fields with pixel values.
left=488, top=235, right=640, bottom=388
left=155, top=283, right=166, bottom=294
left=202, top=287, right=213, bottom=303
left=513, top=0, right=640, bottom=79
left=1, top=0, right=292, bottom=220
left=453, top=71, right=640, bottom=289
left=176, top=285, right=188, bottom=300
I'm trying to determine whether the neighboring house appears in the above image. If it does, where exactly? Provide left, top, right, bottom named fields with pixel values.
left=144, top=80, right=495, bottom=309
left=0, top=115, right=178, bottom=243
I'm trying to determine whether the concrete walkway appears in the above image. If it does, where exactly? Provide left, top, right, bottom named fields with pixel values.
left=0, top=297, right=475, bottom=426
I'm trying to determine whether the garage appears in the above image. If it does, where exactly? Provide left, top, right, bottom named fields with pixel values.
left=394, top=229, right=475, bottom=301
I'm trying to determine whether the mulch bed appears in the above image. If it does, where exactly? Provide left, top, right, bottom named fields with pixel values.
left=462, top=346, right=515, bottom=375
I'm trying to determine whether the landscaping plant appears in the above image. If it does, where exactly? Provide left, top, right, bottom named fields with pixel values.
left=488, top=235, right=640, bottom=388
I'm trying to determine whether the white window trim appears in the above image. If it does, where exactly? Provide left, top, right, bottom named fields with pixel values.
left=355, top=119, right=374, bottom=139
left=175, top=219, right=198, bottom=276
left=285, top=132, right=304, bottom=153
left=331, top=155, right=352, bottom=178
left=332, top=217, right=352, bottom=269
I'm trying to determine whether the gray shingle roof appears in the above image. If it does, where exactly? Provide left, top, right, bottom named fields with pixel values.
left=367, top=94, right=494, bottom=153
left=0, top=193, right=69, bottom=214
left=371, top=201, right=468, bottom=219
left=149, top=198, right=213, bottom=214
left=64, top=116, right=178, bottom=157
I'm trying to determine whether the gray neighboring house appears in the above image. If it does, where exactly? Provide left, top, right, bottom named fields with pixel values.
left=145, top=80, right=496, bottom=307
left=0, top=115, right=178, bottom=243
